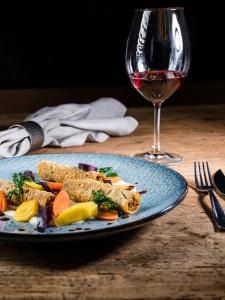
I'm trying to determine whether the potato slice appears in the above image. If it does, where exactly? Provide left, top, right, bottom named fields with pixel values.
left=15, top=200, right=38, bottom=222
left=23, top=180, right=44, bottom=190
left=55, top=202, right=98, bottom=226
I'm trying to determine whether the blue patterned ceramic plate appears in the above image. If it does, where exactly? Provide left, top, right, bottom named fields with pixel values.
left=0, top=153, right=187, bottom=242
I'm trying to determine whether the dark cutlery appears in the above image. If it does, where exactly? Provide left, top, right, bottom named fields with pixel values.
left=194, top=162, right=225, bottom=229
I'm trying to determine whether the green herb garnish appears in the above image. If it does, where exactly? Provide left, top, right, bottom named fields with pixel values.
left=98, top=167, right=118, bottom=177
left=92, top=189, right=118, bottom=211
left=6, top=172, right=33, bottom=202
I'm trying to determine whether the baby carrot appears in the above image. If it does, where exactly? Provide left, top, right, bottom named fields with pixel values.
left=47, top=182, right=63, bottom=190
left=97, top=211, right=119, bottom=221
left=0, top=191, right=8, bottom=212
left=53, top=191, right=71, bottom=217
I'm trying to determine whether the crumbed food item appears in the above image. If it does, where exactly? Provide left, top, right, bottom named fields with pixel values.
left=22, top=186, right=54, bottom=207
left=37, top=160, right=104, bottom=182
left=0, top=179, right=15, bottom=195
left=0, top=179, right=54, bottom=207
left=62, top=179, right=141, bottom=213
left=63, top=179, right=107, bottom=202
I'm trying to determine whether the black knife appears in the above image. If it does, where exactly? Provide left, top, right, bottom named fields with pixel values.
left=213, top=169, right=225, bottom=197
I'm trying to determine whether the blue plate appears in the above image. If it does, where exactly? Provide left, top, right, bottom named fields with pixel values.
left=0, top=153, right=187, bottom=242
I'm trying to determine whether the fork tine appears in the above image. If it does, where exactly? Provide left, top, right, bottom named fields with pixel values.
left=206, top=161, right=213, bottom=186
left=202, top=162, right=209, bottom=187
left=198, top=162, right=204, bottom=186
left=194, top=162, right=199, bottom=187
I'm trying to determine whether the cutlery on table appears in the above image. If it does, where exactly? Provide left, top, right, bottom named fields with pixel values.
left=213, top=169, right=225, bottom=198
left=194, top=161, right=225, bottom=229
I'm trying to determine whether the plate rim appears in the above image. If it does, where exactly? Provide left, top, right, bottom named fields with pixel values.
left=0, top=152, right=188, bottom=241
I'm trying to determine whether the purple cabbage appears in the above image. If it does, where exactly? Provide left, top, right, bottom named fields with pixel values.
left=23, top=170, right=35, bottom=181
left=78, top=163, right=98, bottom=172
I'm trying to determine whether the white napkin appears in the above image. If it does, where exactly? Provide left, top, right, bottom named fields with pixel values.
left=0, top=98, right=138, bottom=158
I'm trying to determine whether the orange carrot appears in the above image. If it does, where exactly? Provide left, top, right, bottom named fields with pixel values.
left=97, top=211, right=119, bottom=221
left=0, top=191, right=7, bottom=212
left=53, top=191, right=71, bottom=217
left=47, top=182, right=64, bottom=190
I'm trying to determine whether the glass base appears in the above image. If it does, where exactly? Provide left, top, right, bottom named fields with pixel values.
left=134, top=151, right=182, bottom=165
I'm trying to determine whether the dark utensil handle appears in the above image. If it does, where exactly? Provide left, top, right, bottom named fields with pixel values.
left=208, top=189, right=225, bottom=228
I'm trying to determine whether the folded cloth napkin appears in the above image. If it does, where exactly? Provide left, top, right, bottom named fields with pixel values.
left=0, top=98, right=138, bottom=158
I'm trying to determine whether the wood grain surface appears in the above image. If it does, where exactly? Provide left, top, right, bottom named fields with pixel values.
left=1, top=80, right=225, bottom=113
left=0, top=105, right=225, bottom=300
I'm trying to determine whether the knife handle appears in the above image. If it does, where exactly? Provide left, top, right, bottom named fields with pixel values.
left=208, top=189, right=225, bottom=229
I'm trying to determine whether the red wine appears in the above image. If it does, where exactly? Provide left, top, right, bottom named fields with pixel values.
left=130, top=70, right=186, bottom=103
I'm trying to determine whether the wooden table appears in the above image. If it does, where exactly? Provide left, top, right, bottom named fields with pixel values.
left=1, top=105, right=225, bottom=300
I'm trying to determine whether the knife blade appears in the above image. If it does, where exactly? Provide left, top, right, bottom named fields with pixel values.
left=213, top=169, right=225, bottom=197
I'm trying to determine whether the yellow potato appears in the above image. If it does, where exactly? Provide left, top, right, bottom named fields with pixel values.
left=15, top=200, right=38, bottom=222
left=55, top=202, right=98, bottom=226
left=134, top=192, right=141, bottom=202
left=24, top=180, right=44, bottom=190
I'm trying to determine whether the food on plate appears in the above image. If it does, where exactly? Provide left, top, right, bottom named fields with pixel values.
left=46, top=182, right=64, bottom=191
left=15, top=200, right=38, bottom=222
left=0, top=160, right=142, bottom=232
left=0, top=179, right=54, bottom=207
left=38, top=160, right=104, bottom=182
left=23, top=181, right=44, bottom=190
left=55, top=202, right=98, bottom=226
left=52, top=191, right=71, bottom=217
left=0, top=191, right=8, bottom=212
left=97, top=211, right=119, bottom=221
left=62, top=179, right=141, bottom=213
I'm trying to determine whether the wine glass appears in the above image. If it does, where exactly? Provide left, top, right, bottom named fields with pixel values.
left=126, top=7, right=191, bottom=165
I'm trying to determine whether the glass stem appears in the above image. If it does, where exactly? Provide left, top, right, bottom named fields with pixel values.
left=152, top=102, right=162, bottom=154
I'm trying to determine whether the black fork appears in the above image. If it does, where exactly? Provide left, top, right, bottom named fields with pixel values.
left=194, top=161, right=225, bottom=229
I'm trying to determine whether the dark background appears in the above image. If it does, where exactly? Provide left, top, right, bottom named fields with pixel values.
left=0, top=1, right=224, bottom=111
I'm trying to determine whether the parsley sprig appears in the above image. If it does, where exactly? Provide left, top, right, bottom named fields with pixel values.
left=6, top=172, right=33, bottom=202
left=92, top=189, right=119, bottom=211
left=98, top=167, right=118, bottom=177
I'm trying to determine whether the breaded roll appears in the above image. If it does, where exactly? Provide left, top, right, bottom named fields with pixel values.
left=37, top=160, right=104, bottom=182
left=0, top=179, right=54, bottom=207
left=62, top=179, right=141, bottom=214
